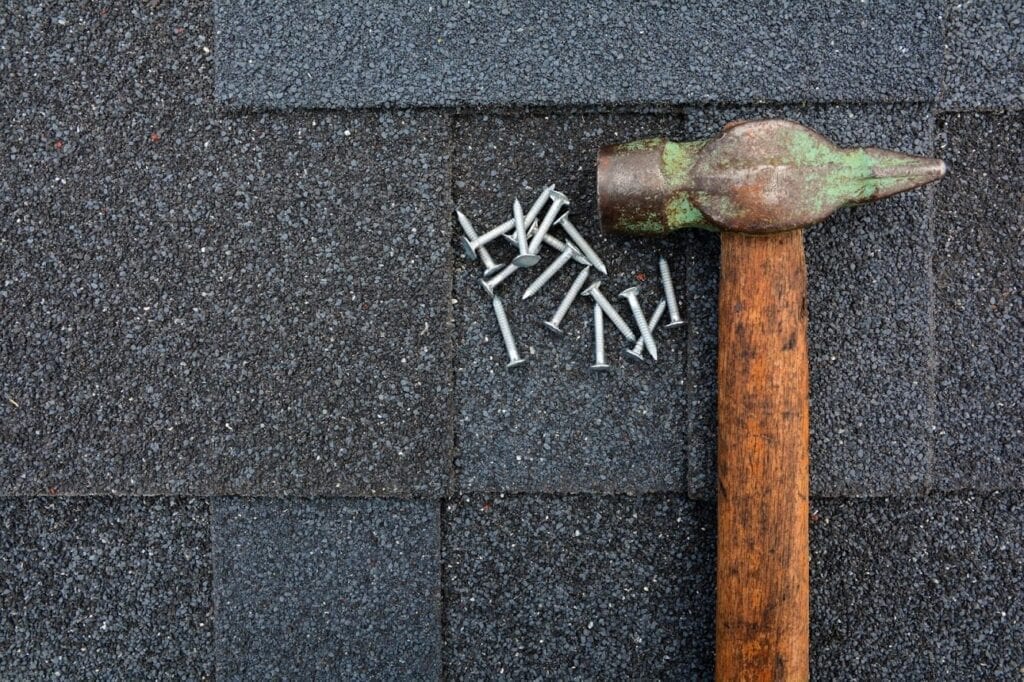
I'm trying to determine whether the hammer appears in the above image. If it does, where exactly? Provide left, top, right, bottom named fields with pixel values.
left=597, top=119, right=944, bottom=680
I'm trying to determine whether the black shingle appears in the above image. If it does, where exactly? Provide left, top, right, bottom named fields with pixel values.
left=213, top=1, right=942, bottom=109
left=0, top=497, right=212, bottom=679
left=212, top=498, right=441, bottom=680
left=443, top=494, right=716, bottom=679
left=941, top=0, right=1024, bottom=111
left=0, top=2, right=453, bottom=496
left=451, top=113, right=692, bottom=494
left=442, top=491, right=1024, bottom=679
left=812, top=492, right=1024, bottom=678
left=684, top=104, right=937, bottom=499
left=932, top=112, right=1024, bottom=491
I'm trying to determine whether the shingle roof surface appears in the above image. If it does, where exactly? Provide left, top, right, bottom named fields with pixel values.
left=213, top=0, right=944, bottom=108
left=0, top=497, right=212, bottom=678
left=1, top=3, right=453, bottom=496
left=932, top=110, right=1024, bottom=491
left=942, top=0, right=1024, bottom=110
left=1, top=0, right=1022, bottom=678
left=213, top=498, right=441, bottom=679
left=444, top=494, right=716, bottom=678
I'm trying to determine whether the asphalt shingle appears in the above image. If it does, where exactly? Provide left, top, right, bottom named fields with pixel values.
left=213, top=0, right=943, bottom=109
left=932, top=112, right=1024, bottom=491
left=0, top=2, right=453, bottom=496
left=443, top=494, right=716, bottom=679
left=442, top=491, right=1024, bottom=679
left=811, top=492, right=1024, bottom=678
left=941, top=0, right=1024, bottom=111
left=451, top=112, right=691, bottom=494
left=684, top=104, right=938, bottom=499
left=212, top=498, right=441, bottom=680
left=0, top=497, right=212, bottom=679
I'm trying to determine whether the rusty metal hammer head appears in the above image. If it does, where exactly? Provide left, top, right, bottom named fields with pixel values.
left=597, top=119, right=945, bottom=235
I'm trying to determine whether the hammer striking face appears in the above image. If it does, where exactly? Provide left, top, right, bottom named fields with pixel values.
left=596, top=119, right=944, bottom=682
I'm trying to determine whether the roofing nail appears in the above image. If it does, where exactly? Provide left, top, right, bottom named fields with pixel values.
left=481, top=262, right=519, bottom=297
left=620, top=286, right=657, bottom=361
left=625, top=299, right=667, bottom=363
left=557, top=214, right=608, bottom=275
left=543, top=265, right=591, bottom=335
left=590, top=302, right=610, bottom=371
left=583, top=281, right=636, bottom=342
left=522, top=243, right=580, bottom=300
left=658, top=256, right=684, bottom=328
left=456, top=210, right=505, bottom=277
left=512, top=199, right=540, bottom=268
left=492, top=295, right=526, bottom=369
left=527, top=190, right=570, bottom=255
left=503, top=224, right=588, bottom=266
left=522, top=184, right=555, bottom=229
left=462, top=217, right=515, bottom=259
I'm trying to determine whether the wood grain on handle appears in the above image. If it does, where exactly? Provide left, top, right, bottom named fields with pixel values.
left=715, top=230, right=810, bottom=682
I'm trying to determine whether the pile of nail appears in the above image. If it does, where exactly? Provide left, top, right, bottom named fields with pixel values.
left=457, top=185, right=683, bottom=370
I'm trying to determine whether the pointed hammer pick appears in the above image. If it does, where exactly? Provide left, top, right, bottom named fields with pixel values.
left=597, top=119, right=944, bottom=681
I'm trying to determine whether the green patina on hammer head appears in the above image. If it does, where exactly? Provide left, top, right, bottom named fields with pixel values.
left=597, top=119, right=946, bottom=236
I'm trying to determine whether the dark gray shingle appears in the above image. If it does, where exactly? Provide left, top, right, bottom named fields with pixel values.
left=213, top=498, right=441, bottom=680
left=214, top=0, right=943, bottom=109
left=932, top=111, right=1024, bottom=491
left=812, top=492, right=1024, bottom=678
left=443, top=494, right=716, bottom=678
left=0, top=2, right=454, bottom=496
left=942, top=0, right=1024, bottom=110
left=0, top=497, right=212, bottom=679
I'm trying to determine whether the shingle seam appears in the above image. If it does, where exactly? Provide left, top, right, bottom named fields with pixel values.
left=431, top=499, right=446, bottom=681
left=444, top=490, right=704, bottom=503
left=210, top=497, right=227, bottom=681
left=922, top=108, right=942, bottom=495
left=935, top=104, right=1024, bottom=114
left=438, top=498, right=453, bottom=682
left=213, top=98, right=944, bottom=116
left=442, top=113, right=460, bottom=501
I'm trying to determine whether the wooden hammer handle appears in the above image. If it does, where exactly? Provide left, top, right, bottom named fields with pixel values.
left=715, top=230, right=810, bottom=681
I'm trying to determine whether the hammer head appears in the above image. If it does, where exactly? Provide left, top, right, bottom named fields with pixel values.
left=597, top=119, right=945, bottom=236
